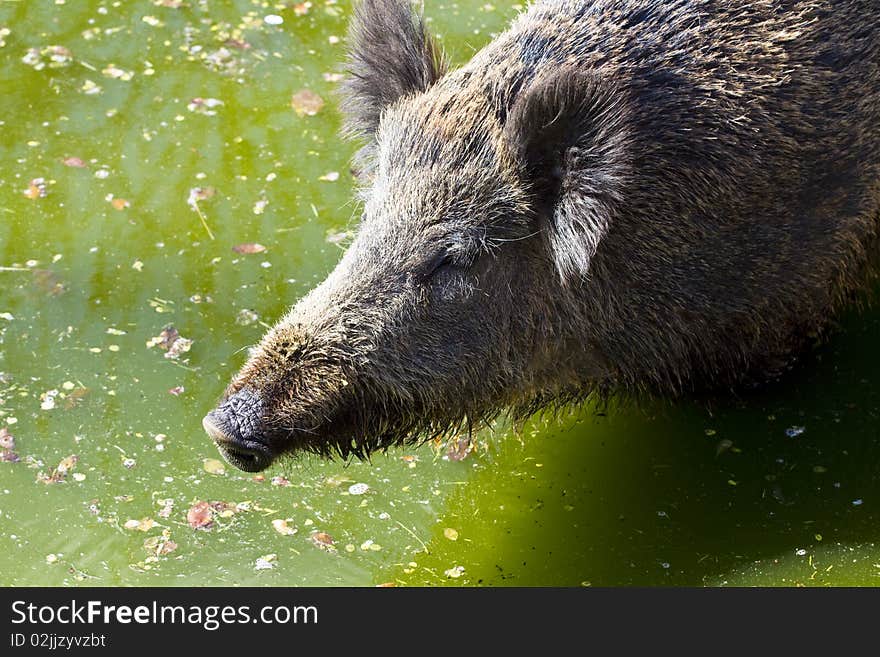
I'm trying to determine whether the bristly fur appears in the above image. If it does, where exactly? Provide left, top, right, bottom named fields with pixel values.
left=208, top=0, right=880, bottom=469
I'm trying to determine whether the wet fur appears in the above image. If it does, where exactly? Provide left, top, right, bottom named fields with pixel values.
left=218, top=0, right=880, bottom=462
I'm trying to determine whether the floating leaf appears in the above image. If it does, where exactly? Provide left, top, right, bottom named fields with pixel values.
left=186, top=501, right=214, bottom=530
left=203, top=458, right=226, bottom=476
left=232, top=243, right=266, bottom=255
left=102, top=64, right=133, bottom=80
left=290, top=89, right=324, bottom=116
left=146, top=325, right=179, bottom=350
left=62, top=387, right=89, bottom=409
left=146, top=325, right=192, bottom=360
left=272, top=519, right=298, bottom=536
left=443, top=528, right=459, bottom=541
left=187, top=186, right=216, bottom=205
left=123, top=518, right=155, bottom=532
left=0, top=427, right=15, bottom=450
left=309, top=531, right=335, bottom=550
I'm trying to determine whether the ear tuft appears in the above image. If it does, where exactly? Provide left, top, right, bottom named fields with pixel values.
left=340, top=0, right=447, bottom=141
left=504, top=67, right=630, bottom=282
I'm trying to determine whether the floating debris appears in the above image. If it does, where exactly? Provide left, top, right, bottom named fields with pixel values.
left=39, top=389, right=59, bottom=410
left=168, top=386, right=185, bottom=396
left=187, top=97, right=223, bottom=116
left=146, top=325, right=193, bottom=360
left=62, top=387, right=89, bottom=409
left=102, top=64, right=133, bottom=80
left=203, top=458, right=226, bottom=476
left=252, top=195, right=269, bottom=215
left=785, top=426, right=805, bottom=438
left=144, top=532, right=177, bottom=557
left=309, top=531, right=335, bottom=551
left=24, top=177, right=47, bottom=199
left=319, top=171, right=340, bottom=182
left=290, top=89, right=324, bottom=116
left=123, top=518, right=155, bottom=532
left=445, top=435, right=472, bottom=461
left=37, top=454, right=78, bottom=484
left=22, top=45, right=73, bottom=70
left=0, top=427, right=14, bottom=450
left=62, top=156, right=87, bottom=168
left=444, top=565, right=465, bottom=578
left=0, top=426, right=19, bottom=463
left=254, top=553, right=277, bottom=570
left=347, top=482, right=369, bottom=496
left=235, top=309, right=259, bottom=326
left=80, top=79, right=102, bottom=95
left=186, top=501, right=214, bottom=530
left=443, top=528, right=459, bottom=541
left=157, top=499, right=174, bottom=519
left=232, top=242, right=266, bottom=255
left=325, top=229, right=349, bottom=245
left=187, top=186, right=216, bottom=205
left=186, top=187, right=216, bottom=240
left=264, top=14, right=283, bottom=26
left=270, top=475, right=290, bottom=487
left=271, top=519, right=297, bottom=536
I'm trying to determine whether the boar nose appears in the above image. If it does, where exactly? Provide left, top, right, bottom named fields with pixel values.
left=202, top=388, right=273, bottom=472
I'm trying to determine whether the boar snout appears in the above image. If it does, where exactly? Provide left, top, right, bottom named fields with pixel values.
left=202, top=388, right=273, bottom=472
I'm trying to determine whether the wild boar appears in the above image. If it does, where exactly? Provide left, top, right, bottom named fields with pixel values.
left=204, top=0, right=880, bottom=471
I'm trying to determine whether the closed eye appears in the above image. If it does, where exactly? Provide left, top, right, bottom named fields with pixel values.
left=419, top=251, right=456, bottom=281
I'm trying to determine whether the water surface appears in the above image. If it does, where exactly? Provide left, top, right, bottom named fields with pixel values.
left=1, top=0, right=878, bottom=587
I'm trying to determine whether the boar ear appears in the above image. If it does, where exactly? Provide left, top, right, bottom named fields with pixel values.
left=340, top=0, right=447, bottom=140
left=504, top=68, right=630, bottom=282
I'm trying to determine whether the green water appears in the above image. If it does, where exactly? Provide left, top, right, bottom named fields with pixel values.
left=1, top=0, right=878, bottom=588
